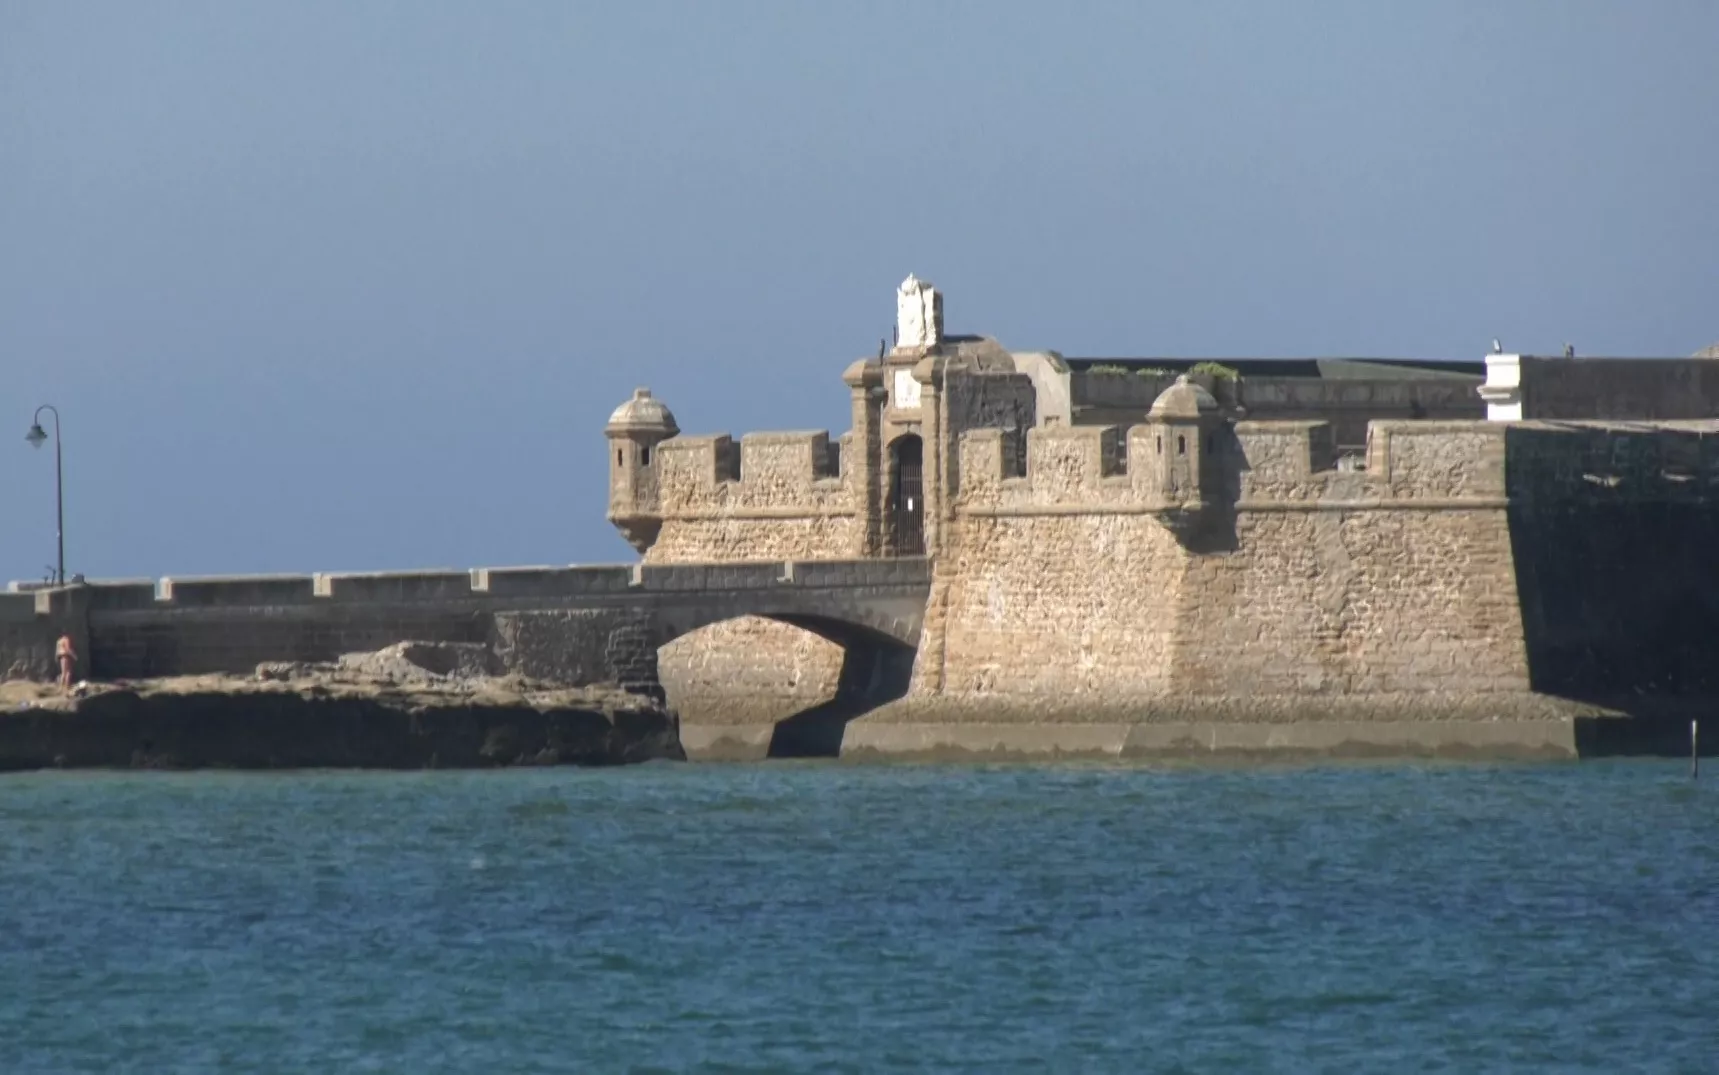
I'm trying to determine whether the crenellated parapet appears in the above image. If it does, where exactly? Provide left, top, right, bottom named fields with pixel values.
left=654, top=429, right=849, bottom=505
left=952, top=374, right=1230, bottom=539
left=952, top=415, right=1719, bottom=533
left=955, top=418, right=1527, bottom=529
left=644, top=430, right=862, bottom=562
left=1237, top=420, right=1507, bottom=506
left=1499, top=419, right=1719, bottom=504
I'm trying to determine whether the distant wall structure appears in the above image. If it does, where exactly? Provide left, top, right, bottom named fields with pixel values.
left=1478, top=353, right=1719, bottom=422
left=600, top=277, right=1719, bottom=757
left=1067, top=359, right=1485, bottom=452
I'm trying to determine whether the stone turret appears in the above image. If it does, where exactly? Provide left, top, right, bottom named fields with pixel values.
left=1145, top=375, right=1225, bottom=534
left=605, top=388, right=678, bottom=554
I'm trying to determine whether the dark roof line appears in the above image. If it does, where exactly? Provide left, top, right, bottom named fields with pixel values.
left=1065, top=357, right=1485, bottom=380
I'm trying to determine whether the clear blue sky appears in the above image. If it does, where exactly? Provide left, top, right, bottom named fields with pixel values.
left=3, top=1, right=1716, bottom=580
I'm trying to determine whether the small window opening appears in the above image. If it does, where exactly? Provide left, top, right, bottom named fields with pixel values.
left=641, top=446, right=651, bottom=466
left=1156, top=435, right=1162, bottom=455
left=1177, top=435, right=1186, bottom=456
left=616, top=448, right=624, bottom=467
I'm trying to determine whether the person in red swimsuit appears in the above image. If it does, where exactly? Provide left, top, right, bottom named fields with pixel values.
left=54, top=633, right=77, bottom=692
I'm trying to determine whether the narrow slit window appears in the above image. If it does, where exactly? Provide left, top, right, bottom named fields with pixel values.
left=616, top=448, right=624, bottom=466
left=641, top=446, right=651, bottom=466
left=1177, top=435, right=1186, bottom=456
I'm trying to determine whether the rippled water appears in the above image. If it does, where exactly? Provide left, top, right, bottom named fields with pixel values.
left=2, top=761, right=1715, bottom=1072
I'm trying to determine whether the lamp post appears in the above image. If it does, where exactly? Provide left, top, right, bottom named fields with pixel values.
left=25, top=405, right=64, bottom=587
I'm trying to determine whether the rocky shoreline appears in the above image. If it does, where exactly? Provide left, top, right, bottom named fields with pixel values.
left=0, top=643, right=684, bottom=772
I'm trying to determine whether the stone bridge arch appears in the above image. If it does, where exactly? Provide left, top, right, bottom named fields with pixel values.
left=638, top=566, right=930, bottom=759
left=649, top=600, right=919, bottom=652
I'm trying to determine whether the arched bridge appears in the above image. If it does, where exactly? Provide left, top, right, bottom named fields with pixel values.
left=33, top=556, right=935, bottom=757
left=624, top=558, right=931, bottom=648
left=65, top=556, right=933, bottom=685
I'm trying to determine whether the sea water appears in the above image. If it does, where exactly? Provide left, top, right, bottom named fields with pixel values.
left=1, top=762, right=1714, bottom=1072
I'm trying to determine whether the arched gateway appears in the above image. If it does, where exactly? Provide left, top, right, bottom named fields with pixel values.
left=887, top=434, right=926, bottom=557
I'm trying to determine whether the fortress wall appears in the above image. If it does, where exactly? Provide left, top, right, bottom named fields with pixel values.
left=646, top=431, right=856, bottom=723
left=959, top=420, right=1508, bottom=508
left=1366, top=422, right=1506, bottom=499
left=1505, top=423, right=1719, bottom=707
left=648, top=432, right=859, bottom=563
left=927, top=420, right=1531, bottom=713
left=943, top=369, right=1036, bottom=496
left=1514, top=357, right=1719, bottom=421
left=925, top=512, right=1183, bottom=698
left=926, top=504, right=1527, bottom=707
left=957, top=427, right=1137, bottom=508
left=1233, top=422, right=1334, bottom=483
left=1170, top=507, right=1529, bottom=698
left=1500, top=420, right=1719, bottom=496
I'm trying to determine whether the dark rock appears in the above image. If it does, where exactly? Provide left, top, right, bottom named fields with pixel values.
left=0, top=676, right=684, bottom=772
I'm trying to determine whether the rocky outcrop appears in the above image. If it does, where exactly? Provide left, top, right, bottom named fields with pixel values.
left=0, top=642, right=684, bottom=771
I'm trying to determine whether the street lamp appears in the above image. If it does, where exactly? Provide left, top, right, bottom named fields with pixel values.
left=25, top=405, right=64, bottom=587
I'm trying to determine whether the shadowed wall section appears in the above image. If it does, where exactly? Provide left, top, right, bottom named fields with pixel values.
left=1505, top=423, right=1719, bottom=711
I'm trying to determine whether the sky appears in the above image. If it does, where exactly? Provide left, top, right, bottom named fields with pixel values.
left=3, top=1, right=1717, bottom=580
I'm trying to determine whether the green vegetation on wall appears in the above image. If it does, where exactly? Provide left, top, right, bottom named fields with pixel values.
left=1189, top=361, right=1240, bottom=380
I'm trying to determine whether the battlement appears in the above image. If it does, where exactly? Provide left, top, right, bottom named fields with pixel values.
left=955, top=420, right=1517, bottom=513
left=954, top=418, right=1719, bottom=517
left=1503, top=420, right=1719, bottom=502
left=654, top=430, right=852, bottom=516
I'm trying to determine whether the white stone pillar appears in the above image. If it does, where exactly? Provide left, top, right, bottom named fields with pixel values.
left=1477, top=353, right=1524, bottom=422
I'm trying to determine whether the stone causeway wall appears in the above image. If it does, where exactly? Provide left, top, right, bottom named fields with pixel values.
left=0, top=561, right=930, bottom=717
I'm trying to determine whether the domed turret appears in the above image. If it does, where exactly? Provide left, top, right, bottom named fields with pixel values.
left=606, top=387, right=679, bottom=437
left=1145, top=375, right=1227, bottom=535
left=605, top=388, right=679, bottom=554
left=1147, top=375, right=1220, bottom=420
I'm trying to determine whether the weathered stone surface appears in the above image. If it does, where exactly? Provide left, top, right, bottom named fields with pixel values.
left=658, top=617, right=842, bottom=724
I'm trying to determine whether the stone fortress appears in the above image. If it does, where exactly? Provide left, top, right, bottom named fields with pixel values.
left=612, top=276, right=1719, bottom=759
left=6, top=275, right=1719, bottom=761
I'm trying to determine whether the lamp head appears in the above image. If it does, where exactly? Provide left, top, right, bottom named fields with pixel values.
left=25, top=423, right=47, bottom=449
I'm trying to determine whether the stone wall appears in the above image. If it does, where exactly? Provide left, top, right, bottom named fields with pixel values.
left=492, top=609, right=661, bottom=698
left=0, top=588, right=87, bottom=681
left=1504, top=422, right=1719, bottom=710
left=4, top=567, right=668, bottom=691
left=645, top=430, right=873, bottom=723
left=648, top=431, right=859, bottom=562
left=915, top=419, right=1531, bottom=713
left=1507, top=357, right=1719, bottom=421
left=1072, top=370, right=1483, bottom=450
left=0, top=562, right=906, bottom=741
